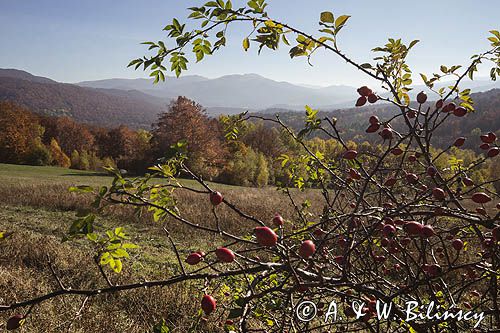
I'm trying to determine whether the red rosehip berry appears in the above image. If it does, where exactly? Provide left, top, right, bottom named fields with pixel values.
left=453, top=137, right=466, bottom=147
left=254, top=227, right=278, bottom=247
left=343, top=150, right=358, bottom=160
left=416, top=91, right=427, bottom=104
left=357, top=86, right=373, bottom=97
left=210, top=191, right=223, bottom=205
left=185, top=252, right=203, bottom=265
left=367, top=93, right=378, bottom=103
left=272, top=213, right=284, bottom=227
left=215, top=247, right=235, bottom=263
left=201, top=295, right=217, bottom=315
left=366, top=123, right=380, bottom=133
left=356, top=96, right=367, bottom=107
left=453, top=107, right=467, bottom=117
left=369, top=115, right=379, bottom=124
left=298, top=240, right=316, bottom=259
left=380, top=128, right=394, bottom=140
left=471, top=192, right=491, bottom=204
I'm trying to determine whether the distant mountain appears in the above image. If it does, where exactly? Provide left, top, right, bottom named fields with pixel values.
left=82, top=86, right=167, bottom=108
left=0, top=70, right=165, bottom=128
left=77, top=73, right=359, bottom=110
left=2, top=68, right=499, bottom=130
left=78, top=75, right=208, bottom=94
left=0, top=68, right=56, bottom=84
left=78, top=73, right=500, bottom=112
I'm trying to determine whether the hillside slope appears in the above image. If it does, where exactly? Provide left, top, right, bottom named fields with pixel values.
left=0, top=68, right=56, bottom=84
left=256, top=89, right=500, bottom=150
left=0, top=74, right=165, bottom=128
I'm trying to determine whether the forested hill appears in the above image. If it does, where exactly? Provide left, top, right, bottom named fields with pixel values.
left=0, top=68, right=57, bottom=84
left=0, top=68, right=498, bottom=139
left=0, top=73, right=165, bottom=128
left=255, top=89, right=500, bottom=151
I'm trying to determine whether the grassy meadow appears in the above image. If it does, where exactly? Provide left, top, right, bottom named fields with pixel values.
left=1, top=163, right=496, bottom=332
left=0, top=163, right=322, bottom=332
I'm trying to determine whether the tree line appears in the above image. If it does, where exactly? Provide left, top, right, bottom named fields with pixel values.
left=0, top=97, right=497, bottom=191
left=0, top=101, right=150, bottom=173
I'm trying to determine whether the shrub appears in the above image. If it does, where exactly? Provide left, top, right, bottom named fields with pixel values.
left=3, top=2, right=499, bottom=332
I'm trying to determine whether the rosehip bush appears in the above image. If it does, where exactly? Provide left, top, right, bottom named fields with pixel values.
left=1, top=1, right=499, bottom=332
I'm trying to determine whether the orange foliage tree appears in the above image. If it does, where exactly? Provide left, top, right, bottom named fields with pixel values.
left=40, top=116, right=95, bottom=156
left=0, top=102, right=44, bottom=164
left=151, top=96, right=226, bottom=179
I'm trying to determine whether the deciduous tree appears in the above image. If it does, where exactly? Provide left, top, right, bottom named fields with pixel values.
left=151, top=96, right=226, bottom=179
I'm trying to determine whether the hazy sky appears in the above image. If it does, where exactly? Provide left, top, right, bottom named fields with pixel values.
left=1, top=0, right=499, bottom=86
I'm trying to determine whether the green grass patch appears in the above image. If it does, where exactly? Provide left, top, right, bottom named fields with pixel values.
left=0, top=163, right=242, bottom=190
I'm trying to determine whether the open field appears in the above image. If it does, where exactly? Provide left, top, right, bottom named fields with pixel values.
left=0, top=163, right=322, bottom=332
left=1, top=163, right=497, bottom=332
left=0, top=163, right=244, bottom=189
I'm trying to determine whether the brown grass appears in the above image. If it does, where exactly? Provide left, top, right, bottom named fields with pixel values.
left=0, top=227, right=206, bottom=332
left=3, top=166, right=495, bottom=332
left=0, top=170, right=323, bottom=332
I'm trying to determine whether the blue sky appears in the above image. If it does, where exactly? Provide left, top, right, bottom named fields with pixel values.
left=1, top=0, right=498, bottom=86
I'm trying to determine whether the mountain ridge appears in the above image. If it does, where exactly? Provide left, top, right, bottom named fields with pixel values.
left=1, top=68, right=499, bottom=131
left=0, top=68, right=57, bottom=84
left=76, top=73, right=359, bottom=109
left=76, top=72, right=500, bottom=110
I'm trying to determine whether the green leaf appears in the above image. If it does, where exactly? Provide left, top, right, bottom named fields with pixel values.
left=100, top=252, right=112, bottom=265
left=86, top=233, right=98, bottom=242
left=205, top=1, right=218, bottom=7
left=69, top=185, right=93, bottom=193
left=320, top=11, right=334, bottom=24
left=127, top=59, right=141, bottom=67
left=195, top=51, right=204, bottom=62
left=264, top=19, right=276, bottom=28
left=408, top=39, right=420, bottom=49
left=490, top=30, right=500, bottom=39
left=112, top=248, right=130, bottom=258
left=69, top=214, right=95, bottom=236
left=107, top=243, right=121, bottom=250
left=334, top=15, right=350, bottom=29
left=114, top=227, right=125, bottom=237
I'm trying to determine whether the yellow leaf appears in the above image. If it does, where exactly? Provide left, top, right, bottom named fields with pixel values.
left=113, top=259, right=123, bottom=273
left=335, top=15, right=350, bottom=29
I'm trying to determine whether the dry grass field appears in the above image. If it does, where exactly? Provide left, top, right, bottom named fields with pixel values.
left=1, top=163, right=497, bottom=332
left=0, top=164, right=323, bottom=332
